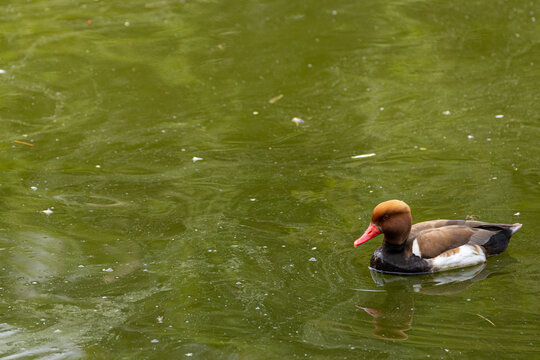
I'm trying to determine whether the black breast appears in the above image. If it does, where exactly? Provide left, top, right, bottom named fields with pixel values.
left=370, top=246, right=431, bottom=274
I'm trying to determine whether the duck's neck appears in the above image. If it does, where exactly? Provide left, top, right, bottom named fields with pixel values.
left=382, top=227, right=411, bottom=253
left=382, top=238, right=408, bottom=253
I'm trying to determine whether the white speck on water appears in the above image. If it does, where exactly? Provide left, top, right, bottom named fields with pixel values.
left=78, top=265, right=84, bottom=268
left=185, top=354, right=193, bottom=357
left=487, top=138, right=492, bottom=141
left=124, top=21, right=130, bottom=27
left=442, top=110, right=451, bottom=115
left=351, top=153, right=376, bottom=159
left=311, top=247, right=317, bottom=250
left=181, top=148, right=186, bottom=152
left=495, top=114, right=504, bottom=118
left=309, top=257, right=317, bottom=262
left=292, top=117, right=305, bottom=125
left=192, top=156, right=203, bottom=162
left=250, top=198, right=256, bottom=201
left=102, top=268, right=114, bottom=272
left=379, top=107, right=384, bottom=111
left=514, top=212, right=520, bottom=216
left=467, top=135, right=474, bottom=139
left=236, top=281, right=242, bottom=285
left=42, top=208, right=53, bottom=216
left=0, top=69, right=5, bottom=74
left=151, top=339, right=159, bottom=343
left=491, top=177, right=497, bottom=180
left=467, top=298, right=471, bottom=301
left=54, top=329, right=62, bottom=333
left=95, top=165, right=101, bottom=168
left=253, top=111, right=259, bottom=115
left=30, top=186, right=38, bottom=191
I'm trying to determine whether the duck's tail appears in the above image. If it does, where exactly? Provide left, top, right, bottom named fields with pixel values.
left=510, top=223, right=522, bottom=235
left=474, top=223, right=522, bottom=256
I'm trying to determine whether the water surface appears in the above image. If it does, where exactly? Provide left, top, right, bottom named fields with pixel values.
left=0, top=0, right=539, bottom=358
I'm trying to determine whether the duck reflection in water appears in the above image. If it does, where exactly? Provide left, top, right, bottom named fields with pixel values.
left=357, top=263, right=494, bottom=341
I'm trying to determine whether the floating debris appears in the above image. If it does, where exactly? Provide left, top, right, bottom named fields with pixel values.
left=442, top=110, right=451, bottom=115
left=269, top=94, right=284, bottom=104
left=351, top=153, right=376, bottom=159
left=291, top=117, right=305, bottom=125
left=253, top=111, right=259, bottom=115
left=495, top=114, right=504, bottom=118
left=0, top=69, right=5, bottom=74
left=217, top=44, right=225, bottom=50
left=13, top=140, right=33, bottom=147
left=30, top=186, right=38, bottom=191
left=308, top=257, right=317, bottom=262
left=192, top=156, right=203, bottom=162
left=102, top=268, right=114, bottom=272
left=42, top=208, right=53, bottom=216
left=157, top=316, right=163, bottom=324
left=419, top=147, right=427, bottom=151
left=467, top=135, right=474, bottom=139
left=514, top=212, right=520, bottom=216
left=476, top=313, right=496, bottom=327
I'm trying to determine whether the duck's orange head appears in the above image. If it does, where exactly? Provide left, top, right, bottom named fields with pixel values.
left=354, top=200, right=412, bottom=247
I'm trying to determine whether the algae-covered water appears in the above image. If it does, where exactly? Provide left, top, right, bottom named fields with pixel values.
left=0, top=0, right=539, bottom=358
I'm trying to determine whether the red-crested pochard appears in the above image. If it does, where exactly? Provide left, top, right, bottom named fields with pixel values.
left=355, top=200, right=522, bottom=274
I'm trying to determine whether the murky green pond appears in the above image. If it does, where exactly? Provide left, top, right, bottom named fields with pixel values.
left=1, top=0, right=539, bottom=358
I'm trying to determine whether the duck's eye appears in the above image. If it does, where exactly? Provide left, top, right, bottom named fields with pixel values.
left=382, top=214, right=390, bottom=221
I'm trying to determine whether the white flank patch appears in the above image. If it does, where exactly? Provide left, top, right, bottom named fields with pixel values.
left=430, top=244, right=486, bottom=272
left=412, top=239, right=421, bottom=257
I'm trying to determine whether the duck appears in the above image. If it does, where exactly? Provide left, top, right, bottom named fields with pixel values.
left=354, top=200, right=522, bottom=274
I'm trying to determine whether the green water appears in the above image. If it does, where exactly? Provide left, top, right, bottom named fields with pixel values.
left=1, top=0, right=539, bottom=358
